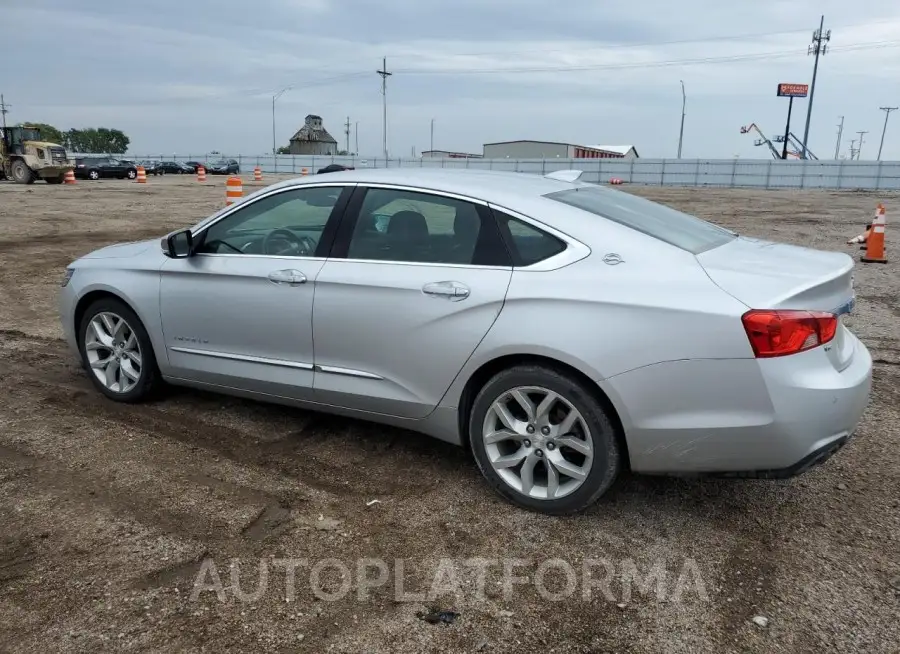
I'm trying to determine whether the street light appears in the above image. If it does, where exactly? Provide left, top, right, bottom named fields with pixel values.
left=272, top=87, right=291, bottom=155
left=677, top=80, right=686, bottom=158
left=430, top=118, right=435, bottom=153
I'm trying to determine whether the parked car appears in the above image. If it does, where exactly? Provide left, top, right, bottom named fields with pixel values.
left=58, top=169, right=871, bottom=515
left=139, top=161, right=164, bottom=176
left=317, top=163, right=355, bottom=174
left=157, top=161, right=193, bottom=175
left=184, top=161, right=205, bottom=173
left=73, top=157, right=138, bottom=181
left=207, top=158, right=240, bottom=175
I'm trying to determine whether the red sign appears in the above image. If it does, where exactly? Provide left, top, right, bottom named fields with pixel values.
left=777, top=83, right=809, bottom=97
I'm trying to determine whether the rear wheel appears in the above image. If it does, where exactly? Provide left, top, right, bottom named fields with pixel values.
left=77, top=298, right=161, bottom=402
left=126, top=169, right=137, bottom=180
left=88, top=169, right=100, bottom=180
left=469, top=365, right=621, bottom=515
left=10, top=159, right=35, bottom=184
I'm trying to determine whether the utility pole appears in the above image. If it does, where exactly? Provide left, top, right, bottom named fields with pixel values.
left=344, top=116, right=351, bottom=155
left=272, top=87, right=290, bottom=155
left=877, top=106, right=897, bottom=160
left=677, top=80, right=686, bottom=158
left=856, top=130, right=868, bottom=159
left=801, top=16, right=830, bottom=159
left=849, top=139, right=857, bottom=161
left=430, top=118, right=435, bottom=153
left=355, top=121, right=359, bottom=156
left=0, top=94, right=10, bottom=131
left=834, top=116, right=844, bottom=160
left=377, top=57, right=392, bottom=160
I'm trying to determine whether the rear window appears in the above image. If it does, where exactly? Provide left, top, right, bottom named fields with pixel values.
left=545, top=186, right=736, bottom=254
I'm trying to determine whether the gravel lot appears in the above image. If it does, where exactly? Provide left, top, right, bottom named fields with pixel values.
left=0, top=175, right=898, bottom=653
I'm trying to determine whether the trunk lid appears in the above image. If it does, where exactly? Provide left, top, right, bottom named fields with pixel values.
left=697, top=236, right=856, bottom=370
left=696, top=236, right=855, bottom=313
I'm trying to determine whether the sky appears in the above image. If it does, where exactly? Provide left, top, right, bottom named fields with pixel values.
left=3, top=0, right=899, bottom=160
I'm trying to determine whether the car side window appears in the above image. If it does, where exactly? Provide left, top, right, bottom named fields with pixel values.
left=345, top=188, right=510, bottom=266
left=196, top=186, right=345, bottom=257
left=492, top=210, right=567, bottom=266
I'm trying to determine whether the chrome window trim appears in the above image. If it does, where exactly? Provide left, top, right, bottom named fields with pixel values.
left=320, top=258, right=512, bottom=271
left=170, top=346, right=314, bottom=370
left=356, top=182, right=490, bottom=206
left=487, top=203, right=591, bottom=272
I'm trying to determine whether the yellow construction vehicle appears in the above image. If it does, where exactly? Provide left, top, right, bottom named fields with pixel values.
left=1, top=124, right=75, bottom=184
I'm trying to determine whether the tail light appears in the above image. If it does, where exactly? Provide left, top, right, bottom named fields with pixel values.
left=742, top=309, right=838, bottom=358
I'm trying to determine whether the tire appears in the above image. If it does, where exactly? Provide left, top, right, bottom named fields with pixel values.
left=468, top=365, right=621, bottom=515
left=88, top=169, right=100, bottom=180
left=10, top=159, right=35, bottom=184
left=45, top=175, right=65, bottom=184
left=126, top=169, right=137, bottom=180
left=77, top=298, right=161, bottom=403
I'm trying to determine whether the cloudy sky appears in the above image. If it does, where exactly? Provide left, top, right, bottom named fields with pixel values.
left=4, top=0, right=899, bottom=159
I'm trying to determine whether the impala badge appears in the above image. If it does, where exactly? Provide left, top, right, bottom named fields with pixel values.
left=602, top=253, right=624, bottom=265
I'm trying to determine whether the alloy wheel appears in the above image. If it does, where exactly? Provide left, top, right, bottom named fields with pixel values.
left=482, top=386, right=594, bottom=500
left=84, top=312, right=143, bottom=393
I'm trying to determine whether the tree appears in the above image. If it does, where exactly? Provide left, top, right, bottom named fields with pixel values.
left=17, top=122, right=65, bottom=144
left=64, top=127, right=130, bottom=154
left=276, top=145, right=291, bottom=154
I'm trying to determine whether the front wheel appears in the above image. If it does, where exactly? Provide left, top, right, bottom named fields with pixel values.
left=469, top=365, right=622, bottom=515
left=78, top=298, right=161, bottom=402
left=126, top=169, right=137, bottom=180
left=10, top=159, right=35, bottom=184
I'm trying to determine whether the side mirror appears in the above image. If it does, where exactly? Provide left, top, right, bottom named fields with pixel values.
left=161, top=229, right=193, bottom=258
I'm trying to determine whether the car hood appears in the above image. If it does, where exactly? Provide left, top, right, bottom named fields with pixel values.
left=81, top=239, right=157, bottom=259
left=696, top=236, right=855, bottom=312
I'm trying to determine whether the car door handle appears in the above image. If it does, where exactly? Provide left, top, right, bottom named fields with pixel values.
left=422, top=281, right=470, bottom=301
left=267, top=269, right=307, bottom=286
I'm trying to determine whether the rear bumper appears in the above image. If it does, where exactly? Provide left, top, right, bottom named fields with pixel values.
left=704, top=433, right=850, bottom=479
left=602, top=329, right=872, bottom=474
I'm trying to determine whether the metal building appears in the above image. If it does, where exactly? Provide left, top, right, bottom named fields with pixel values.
left=482, top=140, right=638, bottom=159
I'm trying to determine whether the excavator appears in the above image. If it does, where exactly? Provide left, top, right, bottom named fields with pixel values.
left=740, top=124, right=817, bottom=160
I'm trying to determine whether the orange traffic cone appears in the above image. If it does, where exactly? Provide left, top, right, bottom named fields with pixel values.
left=226, top=176, right=243, bottom=206
left=861, top=204, right=887, bottom=263
left=253, top=166, right=262, bottom=182
left=301, top=168, right=309, bottom=176
left=64, top=170, right=76, bottom=184
left=197, top=166, right=207, bottom=182
left=136, top=166, right=147, bottom=183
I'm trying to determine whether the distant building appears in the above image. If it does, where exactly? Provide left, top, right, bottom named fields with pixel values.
left=288, top=115, right=338, bottom=155
left=483, top=140, right=639, bottom=159
left=421, top=150, right=484, bottom=159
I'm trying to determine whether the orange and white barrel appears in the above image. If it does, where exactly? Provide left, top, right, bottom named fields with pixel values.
left=197, top=166, right=207, bottom=182
left=64, top=170, right=76, bottom=184
left=136, top=166, right=147, bottom=183
left=226, top=176, right=243, bottom=205
left=253, top=166, right=262, bottom=181
left=301, top=167, right=309, bottom=176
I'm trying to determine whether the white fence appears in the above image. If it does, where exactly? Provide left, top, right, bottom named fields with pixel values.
left=114, top=154, right=900, bottom=190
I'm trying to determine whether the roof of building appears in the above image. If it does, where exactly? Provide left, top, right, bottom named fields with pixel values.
left=290, top=115, right=337, bottom=144
left=587, top=145, right=638, bottom=156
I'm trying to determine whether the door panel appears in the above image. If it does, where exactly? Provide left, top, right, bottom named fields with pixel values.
left=312, top=260, right=512, bottom=417
left=160, top=255, right=324, bottom=399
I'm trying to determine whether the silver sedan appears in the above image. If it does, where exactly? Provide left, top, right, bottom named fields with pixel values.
left=59, top=168, right=872, bottom=514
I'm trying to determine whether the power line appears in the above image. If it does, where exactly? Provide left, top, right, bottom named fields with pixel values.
left=392, top=39, right=899, bottom=76
left=877, top=106, right=898, bottom=160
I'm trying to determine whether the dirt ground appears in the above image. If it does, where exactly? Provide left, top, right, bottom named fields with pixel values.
left=0, top=175, right=898, bottom=654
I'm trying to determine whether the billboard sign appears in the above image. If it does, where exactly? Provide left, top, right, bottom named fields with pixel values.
left=777, top=83, right=809, bottom=97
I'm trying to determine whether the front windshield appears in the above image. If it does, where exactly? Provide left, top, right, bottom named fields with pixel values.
left=18, top=128, right=42, bottom=141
